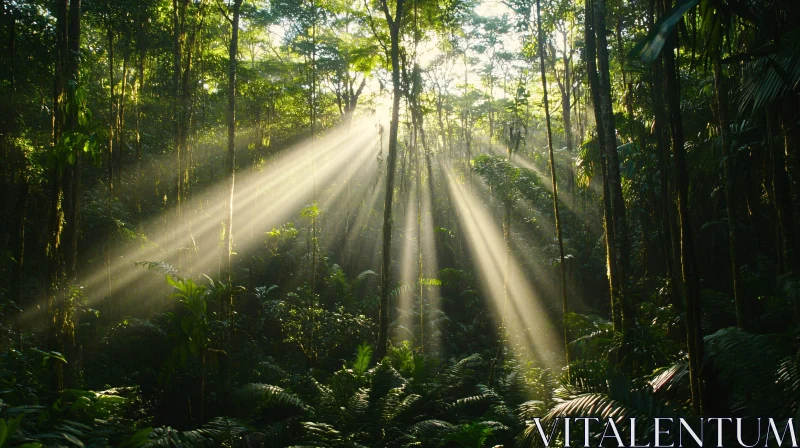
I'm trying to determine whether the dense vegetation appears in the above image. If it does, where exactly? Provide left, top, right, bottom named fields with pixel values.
left=1, top=0, right=799, bottom=446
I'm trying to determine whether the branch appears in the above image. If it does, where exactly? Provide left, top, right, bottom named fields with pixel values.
left=378, top=0, right=393, bottom=28
left=214, top=0, right=232, bottom=24
left=363, top=0, right=390, bottom=61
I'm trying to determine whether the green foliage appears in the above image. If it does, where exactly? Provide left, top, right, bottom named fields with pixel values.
left=162, top=275, right=210, bottom=377
left=444, top=421, right=495, bottom=447
left=264, top=288, right=375, bottom=365
left=352, top=343, right=373, bottom=376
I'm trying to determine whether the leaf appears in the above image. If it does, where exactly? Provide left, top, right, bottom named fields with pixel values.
left=629, top=0, right=700, bottom=63
left=31, top=348, right=67, bottom=364
left=353, top=343, right=373, bottom=376
left=0, top=416, right=23, bottom=448
left=60, top=432, right=85, bottom=447
left=120, top=428, right=153, bottom=448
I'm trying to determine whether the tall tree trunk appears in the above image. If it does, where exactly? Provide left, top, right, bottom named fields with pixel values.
left=647, top=0, right=682, bottom=310
left=561, top=32, right=574, bottom=155
left=220, top=0, right=243, bottom=416
left=662, top=16, right=704, bottom=413
left=105, top=24, right=115, bottom=316
left=63, top=0, right=81, bottom=283
left=225, top=0, right=241, bottom=291
left=0, top=4, right=13, bottom=248
left=768, top=110, right=798, bottom=273
left=4, top=9, right=28, bottom=351
left=377, top=0, right=404, bottom=360
left=585, top=0, right=620, bottom=330
left=11, top=174, right=28, bottom=351
left=537, top=0, right=569, bottom=365
left=61, top=0, right=82, bottom=388
left=135, top=17, right=146, bottom=221
left=713, top=59, right=748, bottom=330
left=47, top=0, right=68, bottom=393
left=47, top=0, right=78, bottom=393
left=116, top=28, right=130, bottom=191
left=593, top=0, right=633, bottom=331
left=173, top=0, right=188, bottom=269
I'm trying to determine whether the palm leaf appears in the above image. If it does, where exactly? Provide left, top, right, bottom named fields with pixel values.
left=629, top=0, right=700, bottom=63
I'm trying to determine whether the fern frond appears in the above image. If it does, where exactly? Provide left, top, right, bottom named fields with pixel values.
left=408, top=419, right=457, bottom=438
left=235, top=383, right=309, bottom=415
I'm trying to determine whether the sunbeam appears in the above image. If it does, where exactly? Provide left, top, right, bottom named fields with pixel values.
left=21, top=119, right=380, bottom=324
left=444, top=163, right=563, bottom=369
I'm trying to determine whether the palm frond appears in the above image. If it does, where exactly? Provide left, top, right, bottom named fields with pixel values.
left=737, top=30, right=800, bottom=114
left=629, top=0, right=700, bottom=63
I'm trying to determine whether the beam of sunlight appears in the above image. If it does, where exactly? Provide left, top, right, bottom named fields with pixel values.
left=397, top=186, right=418, bottom=343
left=444, top=163, right=563, bottom=369
left=419, top=173, right=441, bottom=354
left=22, top=119, right=381, bottom=325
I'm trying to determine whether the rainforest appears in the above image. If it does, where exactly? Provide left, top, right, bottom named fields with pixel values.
left=0, top=0, right=798, bottom=446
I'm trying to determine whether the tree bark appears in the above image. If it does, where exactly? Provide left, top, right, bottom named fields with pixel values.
left=377, top=0, right=404, bottom=360
left=219, top=0, right=243, bottom=416
left=537, top=0, right=569, bottom=365
left=63, top=0, right=81, bottom=283
left=662, top=18, right=704, bottom=413
left=585, top=0, right=620, bottom=330
left=714, top=59, right=748, bottom=329
left=593, top=0, right=633, bottom=332
left=768, top=110, right=798, bottom=273
left=135, top=16, right=146, bottom=221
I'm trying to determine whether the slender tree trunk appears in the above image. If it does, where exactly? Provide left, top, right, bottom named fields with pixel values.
left=11, top=174, right=28, bottom=350
left=651, top=51, right=682, bottom=310
left=63, top=0, right=81, bottom=281
left=220, top=0, right=243, bottom=415
left=47, top=0, right=70, bottom=393
left=768, top=110, right=798, bottom=273
left=61, top=0, right=82, bottom=388
left=0, top=5, right=13, bottom=251
left=116, top=29, right=130, bottom=190
left=377, top=0, right=404, bottom=360
left=5, top=10, right=28, bottom=351
left=225, top=0, right=241, bottom=289
left=662, top=19, right=704, bottom=413
left=562, top=38, right=573, bottom=155
left=173, top=0, right=188, bottom=269
left=585, top=0, right=620, bottom=330
left=593, top=0, right=633, bottom=331
left=714, top=59, right=748, bottom=329
left=537, top=0, right=569, bottom=365
left=105, top=24, right=115, bottom=316
left=135, top=17, right=145, bottom=220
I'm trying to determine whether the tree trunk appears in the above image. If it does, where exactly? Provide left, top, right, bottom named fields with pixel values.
left=714, top=59, right=748, bottom=329
left=585, top=0, right=620, bottom=330
left=593, top=0, right=633, bottom=331
left=220, top=0, right=243, bottom=415
left=377, top=0, right=404, bottom=360
left=562, top=38, right=573, bottom=155
left=662, top=17, right=704, bottom=413
left=768, top=110, right=798, bottom=273
left=63, top=0, right=81, bottom=283
left=538, top=0, right=569, bottom=365
left=650, top=42, right=682, bottom=310
left=135, top=17, right=146, bottom=221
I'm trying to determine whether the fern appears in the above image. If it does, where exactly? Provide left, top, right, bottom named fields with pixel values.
left=408, top=419, right=457, bottom=438
left=353, top=343, right=373, bottom=376
left=135, top=260, right=181, bottom=280
left=235, top=383, right=309, bottom=414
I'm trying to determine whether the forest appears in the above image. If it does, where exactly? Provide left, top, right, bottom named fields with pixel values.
left=0, top=0, right=799, bottom=445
